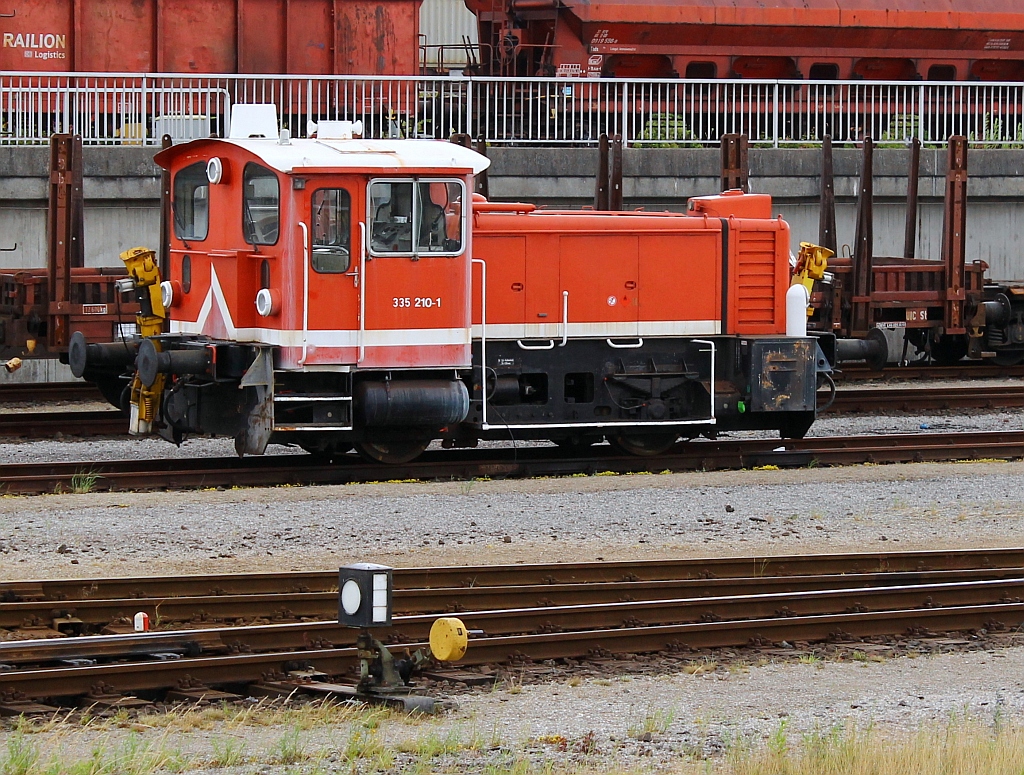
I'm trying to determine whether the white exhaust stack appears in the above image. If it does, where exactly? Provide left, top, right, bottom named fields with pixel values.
left=786, top=283, right=810, bottom=337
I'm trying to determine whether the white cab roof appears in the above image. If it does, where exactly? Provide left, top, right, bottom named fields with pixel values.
left=214, top=136, right=491, bottom=175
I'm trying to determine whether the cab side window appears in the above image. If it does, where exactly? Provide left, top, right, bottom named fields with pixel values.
left=172, top=161, right=209, bottom=241
left=311, top=189, right=351, bottom=273
left=242, top=163, right=280, bottom=245
left=369, top=181, right=414, bottom=254
left=420, top=182, right=463, bottom=253
left=369, top=179, right=464, bottom=256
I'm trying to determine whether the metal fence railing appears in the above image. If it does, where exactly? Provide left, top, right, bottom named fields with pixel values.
left=3, top=72, right=1024, bottom=147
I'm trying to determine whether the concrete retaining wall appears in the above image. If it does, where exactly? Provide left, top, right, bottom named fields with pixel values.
left=2, top=145, right=1022, bottom=278
left=0, top=147, right=162, bottom=271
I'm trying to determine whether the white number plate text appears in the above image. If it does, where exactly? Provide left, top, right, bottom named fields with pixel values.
left=393, top=297, right=442, bottom=308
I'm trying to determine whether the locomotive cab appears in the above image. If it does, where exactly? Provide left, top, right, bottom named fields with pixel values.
left=80, top=106, right=487, bottom=463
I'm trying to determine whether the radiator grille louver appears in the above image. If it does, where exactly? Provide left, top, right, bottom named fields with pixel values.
left=735, top=232, right=777, bottom=330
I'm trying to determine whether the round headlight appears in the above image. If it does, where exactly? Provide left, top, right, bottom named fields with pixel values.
left=255, top=288, right=279, bottom=317
left=160, top=280, right=175, bottom=309
left=206, top=156, right=223, bottom=184
left=341, top=580, right=362, bottom=615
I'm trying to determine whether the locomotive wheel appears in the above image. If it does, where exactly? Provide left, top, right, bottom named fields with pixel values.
left=553, top=435, right=601, bottom=453
left=930, top=334, right=969, bottom=366
left=608, top=431, right=679, bottom=457
left=298, top=440, right=353, bottom=459
left=991, top=350, right=1024, bottom=367
left=355, top=435, right=432, bottom=465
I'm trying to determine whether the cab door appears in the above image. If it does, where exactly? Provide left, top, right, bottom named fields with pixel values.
left=298, top=179, right=361, bottom=365
left=360, top=177, right=473, bottom=369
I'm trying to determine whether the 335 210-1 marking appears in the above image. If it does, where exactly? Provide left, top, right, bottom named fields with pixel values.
left=393, top=297, right=442, bottom=308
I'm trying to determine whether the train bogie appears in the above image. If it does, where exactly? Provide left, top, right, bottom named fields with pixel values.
left=978, top=282, right=1024, bottom=367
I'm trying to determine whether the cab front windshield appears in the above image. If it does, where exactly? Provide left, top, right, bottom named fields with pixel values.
left=369, top=179, right=464, bottom=256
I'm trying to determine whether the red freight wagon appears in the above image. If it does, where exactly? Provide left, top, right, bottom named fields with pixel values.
left=469, top=0, right=1024, bottom=80
left=0, top=0, right=420, bottom=75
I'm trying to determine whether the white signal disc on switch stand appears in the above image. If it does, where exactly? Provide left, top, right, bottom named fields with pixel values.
left=341, top=579, right=362, bottom=615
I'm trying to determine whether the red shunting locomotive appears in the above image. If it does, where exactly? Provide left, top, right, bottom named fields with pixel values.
left=70, top=105, right=834, bottom=463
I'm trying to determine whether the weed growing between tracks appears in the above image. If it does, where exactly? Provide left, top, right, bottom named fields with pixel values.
left=6, top=712, right=1024, bottom=774
left=64, top=470, right=100, bottom=495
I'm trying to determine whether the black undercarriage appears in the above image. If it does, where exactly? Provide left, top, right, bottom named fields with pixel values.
left=460, top=335, right=827, bottom=445
left=82, top=332, right=831, bottom=461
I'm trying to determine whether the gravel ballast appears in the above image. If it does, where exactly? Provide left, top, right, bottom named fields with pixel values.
left=1, top=459, right=1023, bottom=578
left=3, top=427, right=1024, bottom=770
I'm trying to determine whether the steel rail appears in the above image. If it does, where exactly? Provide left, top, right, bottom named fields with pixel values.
left=0, top=409, right=124, bottom=438
left=449, top=602, right=1024, bottom=664
left=0, top=630, right=225, bottom=665
left=178, top=577, right=1024, bottom=648
left=835, top=364, right=1024, bottom=381
left=825, top=385, right=1024, bottom=414
left=0, top=383, right=103, bottom=403
left=3, top=598, right=1024, bottom=701
left=102, top=576, right=1024, bottom=654
left=7, top=567, right=1024, bottom=631
left=7, top=548, right=1024, bottom=603
left=2, top=429, right=1024, bottom=494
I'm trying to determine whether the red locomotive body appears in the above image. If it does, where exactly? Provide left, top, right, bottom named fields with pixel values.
left=471, top=191, right=790, bottom=345
left=70, top=105, right=832, bottom=463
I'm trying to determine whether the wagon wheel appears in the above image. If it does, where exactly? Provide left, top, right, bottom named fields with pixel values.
left=930, top=334, right=969, bottom=366
left=355, top=434, right=432, bottom=464
left=608, top=431, right=680, bottom=457
left=90, top=374, right=130, bottom=417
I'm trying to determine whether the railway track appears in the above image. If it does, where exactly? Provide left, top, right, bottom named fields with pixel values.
left=0, top=382, right=1021, bottom=439
left=6, top=546, right=1024, bottom=596
left=837, top=364, right=1024, bottom=381
left=0, top=409, right=125, bottom=438
left=0, top=382, right=103, bottom=404
left=2, top=549, right=1023, bottom=710
left=824, top=384, right=1024, bottom=413
left=0, top=429, right=1022, bottom=495
left=5, top=567, right=1024, bottom=633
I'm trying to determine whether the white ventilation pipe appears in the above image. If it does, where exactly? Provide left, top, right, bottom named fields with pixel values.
left=786, top=283, right=810, bottom=337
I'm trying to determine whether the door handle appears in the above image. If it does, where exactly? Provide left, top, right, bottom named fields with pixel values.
left=346, top=223, right=365, bottom=288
